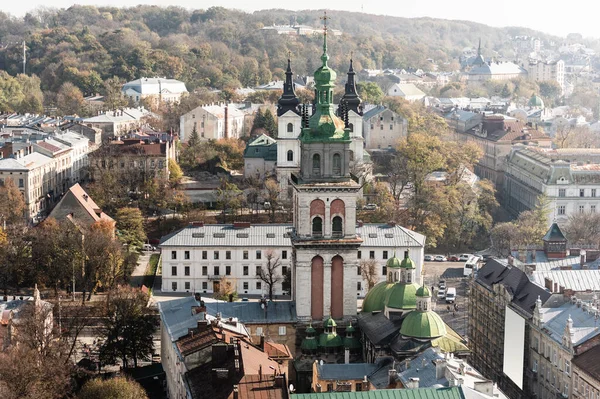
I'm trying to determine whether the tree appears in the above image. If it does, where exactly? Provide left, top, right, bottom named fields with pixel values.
left=214, top=276, right=237, bottom=302
left=168, top=159, right=183, bottom=186
left=563, top=212, right=600, bottom=246
left=262, top=109, right=277, bottom=137
left=82, top=220, right=120, bottom=301
left=102, top=76, right=128, bottom=111
left=0, top=178, right=26, bottom=225
left=99, top=286, right=155, bottom=369
left=251, top=108, right=265, bottom=134
left=78, top=377, right=148, bottom=399
left=264, top=178, right=281, bottom=222
left=115, top=207, right=146, bottom=251
left=257, top=250, right=282, bottom=301
left=357, top=82, right=384, bottom=104
left=216, top=180, right=243, bottom=223
left=56, top=82, right=84, bottom=115
left=360, top=259, right=379, bottom=292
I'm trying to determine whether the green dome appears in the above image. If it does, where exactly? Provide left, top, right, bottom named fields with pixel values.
left=319, top=332, right=343, bottom=348
left=345, top=323, right=356, bottom=333
left=387, top=255, right=402, bottom=269
left=400, top=310, right=447, bottom=339
left=343, top=335, right=361, bottom=350
left=305, top=324, right=316, bottom=334
left=416, top=286, right=431, bottom=297
left=324, top=317, right=337, bottom=328
left=362, top=281, right=420, bottom=313
left=529, top=94, right=544, bottom=108
left=400, top=254, right=416, bottom=269
left=301, top=335, right=319, bottom=351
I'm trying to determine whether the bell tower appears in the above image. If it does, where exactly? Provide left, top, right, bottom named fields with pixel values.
left=291, top=13, right=362, bottom=322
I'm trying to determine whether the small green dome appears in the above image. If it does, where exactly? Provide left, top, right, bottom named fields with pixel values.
left=362, top=281, right=420, bottom=313
left=529, top=94, right=544, bottom=108
left=301, top=335, right=319, bottom=351
left=305, top=324, right=316, bottom=334
left=400, top=254, right=416, bottom=269
left=416, top=286, right=431, bottom=297
left=319, top=332, right=343, bottom=348
left=400, top=310, right=447, bottom=339
left=343, top=335, right=361, bottom=350
left=324, top=317, right=337, bottom=328
left=345, top=323, right=356, bottom=333
left=386, top=255, right=402, bottom=269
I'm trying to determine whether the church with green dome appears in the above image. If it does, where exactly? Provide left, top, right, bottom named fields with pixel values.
left=361, top=252, right=422, bottom=315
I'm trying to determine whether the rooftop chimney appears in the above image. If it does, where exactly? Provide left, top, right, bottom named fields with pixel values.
left=434, top=359, right=447, bottom=380
left=406, top=377, right=419, bottom=389
left=388, top=367, right=397, bottom=386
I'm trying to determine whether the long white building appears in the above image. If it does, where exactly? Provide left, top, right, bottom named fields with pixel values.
left=159, top=222, right=425, bottom=298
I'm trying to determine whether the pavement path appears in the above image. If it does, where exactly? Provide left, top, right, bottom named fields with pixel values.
left=129, top=251, right=155, bottom=288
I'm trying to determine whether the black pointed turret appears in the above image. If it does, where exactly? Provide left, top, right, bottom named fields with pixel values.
left=277, top=58, right=300, bottom=117
left=340, top=58, right=362, bottom=115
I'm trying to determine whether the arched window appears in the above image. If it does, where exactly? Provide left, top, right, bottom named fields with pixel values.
left=395, top=272, right=399, bottom=282
left=312, top=216, right=323, bottom=237
left=349, top=123, right=354, bottom=132
left=423, top=301, right=428, bottom=311
left=407, top=272, right=412, bottom=283
left=332, top=216, right=343, bottom=238
left=287, top=123, right=293, bottom=133
left=332, top=153, right=341, bottom=176
left=287, top=150, right=293, bottom=162
left=312, top=154, right=321, bottom=176
left=349, top=150, right=354, bottom=162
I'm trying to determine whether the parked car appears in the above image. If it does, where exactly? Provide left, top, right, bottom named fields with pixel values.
left=438, top=280, right=446, bottom=290
left=143, top=244, right=156, bottom=251
left=424, top=255, right=434, bottom=261
left=448, top=255, right=460, bottom=262
left=434, top=255, right=447, bottom=262
left=363, top=203, right=378, bottom=211
left=437, top=288, right=446, bottom=299
left=445, top=287, right=457, bottom=304
left=458, top=254, right=472, bottom=262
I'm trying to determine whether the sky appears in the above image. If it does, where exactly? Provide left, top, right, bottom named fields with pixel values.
left=2, top=0, right=599, bottom=39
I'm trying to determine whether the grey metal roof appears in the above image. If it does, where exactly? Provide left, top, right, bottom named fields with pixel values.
left=159, top=223, right=425, bottom=249
left=532, top=269, right=600, bottom=291
left=541, top=302, right=600, bottom=346
left=158, top=296, right=206, bottom=341
left=362, top=105, right=387, bottom=120
left=204, top=301, right=296, bottom=324
left=0, top=158, right=27, bottom=171
left=317, top=362, right=380, bottom=380
left=357, top=311, right=403, bottom=346
left=294, top=387, right=464, bottom=399
left=397, top=348, right=447, bottom=388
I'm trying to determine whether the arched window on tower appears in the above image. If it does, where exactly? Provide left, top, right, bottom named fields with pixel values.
left=349, top=123, right=354, bottom=132
left=312, top=217, right=323, bottom=238
left=332, top=216, right=343, bottom=238
left=332, top=153, right=341, bottom=176
left=312, top=154, right=321, bottom=177
left=287, top=123, right=293, bottom=133
left=287, top=150, right=293, bottom=162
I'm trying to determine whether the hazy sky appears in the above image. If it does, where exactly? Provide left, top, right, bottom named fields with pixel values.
left=2, top=0, right=598, bottom=39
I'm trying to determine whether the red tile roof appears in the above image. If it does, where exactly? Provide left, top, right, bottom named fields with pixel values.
left=230, top=375, right=287, bottom=399
left=263, top=342, right=292, bottom=359
left=36, top=141, right=63, bottom=153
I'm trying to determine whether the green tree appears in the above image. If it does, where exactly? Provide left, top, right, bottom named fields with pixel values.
left=216, top=180, right=243, bottom=223
left=99, top=286, right=155, bottom=369
left=78, top=377, right=148, bottom=399
left=103, top=76, right=128, bottom=110
left=263, top=178, right=281, bottom=223
left=56, top=82, right=84, bottom=115
left=168, top=159, right=183, bottom=186
left=262, top=108, right=277, bottom=137
left=251, top=108, right=265, bottom=134
left=357, top=82, right=384, bottom=104
left=115, top=207, right=146, bottom=251
left=0, top=178, right=26, bottom=225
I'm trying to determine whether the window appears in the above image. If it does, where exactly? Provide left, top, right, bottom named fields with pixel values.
left=256, top=282, right=262, bottom=290
left=202, top=266, right=207, bottom=276
left=172, top=282, right=177, bottom=291
left=370, top=124, right=374, bottom=130
left=18, top=178, right=23, bottom=188
left=184, top=266, right=190, bottom=276
left=243, top=251, right=249, bottom=260
left=369, top=251, right=375, bottom=259
left=382, top=266, right=387, bottom=276
left=558, top=205, right=566, bottom=215
left=282, top=266, right=288, bottom=276
left=120, top=161, right=125, bottom=168
left=226, top=266, right=231, bottom=275
left=202, top=251, right=207, bottom=259
left=243, top=266, right=249, bottom=276
left=357, top=281, right=362, bottom=290
left=580, top=189, right=585, bottom=197
left=256, top=250, right=262, bottom=260
left=214, top=251, right=219, bottom=260
left=383, top=251, right=388, bottom=259
left=282, top=250, right=288, bottom=259
left=357, top=251, right=361, bottom=259
left=533, top=336, right=539, bottom=351
left=389, top=124, right=393, bottom=130
left=357, top=266, right=361, bottom=276
left=312, top=154, right=321, bottom=176
left=287, top=123, right=293, bottom=133
left=202, top=282, right=207, bottom=290
left=243, top=282, right=249, bottom=290
left=226, top=251, right=231, bottom=260
left=564, top=383, right=569, bottom=396
left=332, top=216, right=343, bottom=237
left=184, top=251, right=190, bottom=260
left=579, top=205, right=585, bottom=213
left=566, top=360, right=571, bottom=375
left=256, top=266, right=262, bottom=276
left=278, top=326, right=286, bottom=335
left=287, top=150, right=293, bottom=162
left=185, top=282, right=190, bottom=290
left=171, top=266, right=177, bottom=276
left=559, top=189, right=566, bottom=197
left=332, top=153, right=341, bottom=175
left=171, top=251, right=177, bottom=260
left=214, top=266, right=220, bottom=276
left=312, top=217, right=323, bottom=237
left=533, top=359, right=538, bottom=372
left=255, top=327, right=263, bottom=336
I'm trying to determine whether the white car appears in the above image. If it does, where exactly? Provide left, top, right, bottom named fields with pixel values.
left=437, top=288, right=446, bottom=299
left=458, top=254, right=472, bottom=262
left=434, top=255, right=447, bottom=262
left=424, top=255, right=434, bottom=261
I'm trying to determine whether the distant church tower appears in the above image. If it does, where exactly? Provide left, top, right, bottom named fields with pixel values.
left=291, top=19, right=362, bottom=322
left=338, top=57, right=364, bottom=169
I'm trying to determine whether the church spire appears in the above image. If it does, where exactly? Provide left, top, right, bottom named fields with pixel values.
left=320, top=11, right=329, bottom=67
left=341, top=54, right=362, bottom=115
left=277, top=53, right=300, bottom=117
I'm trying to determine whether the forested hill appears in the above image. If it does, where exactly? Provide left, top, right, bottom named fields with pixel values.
left=0, top=6, right=567, bottom=96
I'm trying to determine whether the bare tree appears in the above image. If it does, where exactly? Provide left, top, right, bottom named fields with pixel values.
left=360, top=259, right=379, bottom=292
left=214, top=276, right=237, bottom=302
left=257, top=250, right=282, bottom=301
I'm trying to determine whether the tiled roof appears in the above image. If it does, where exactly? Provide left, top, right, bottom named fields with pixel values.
left=294, top=387, right=464, bottom=399
left=230, top=375, right=287, bottom=399
left=239, top=340, right=280, bottom=375
left=61, top=183, right=114, bottom=223
left=35, top=141, right=63, bottom=153
left=572, top=344, right=600, bottom=382
left=263, top=341, right=292, bottom=359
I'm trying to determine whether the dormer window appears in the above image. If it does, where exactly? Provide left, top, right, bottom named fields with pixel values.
left=287, top=123, right=293, bottom=133
left=287, top=150, right=293, bottom=162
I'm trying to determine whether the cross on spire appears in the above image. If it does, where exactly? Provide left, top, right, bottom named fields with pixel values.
left=320, top=11, right=329, bottom=36
left=287, top=50, right=291, bottom=60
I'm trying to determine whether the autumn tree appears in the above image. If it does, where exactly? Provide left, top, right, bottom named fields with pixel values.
left=216, top=180, right=243, bottom=222
left=168, top=158, right=183, bottom=186
left=102, top=76, right=128, bottom=111
left=99, top=286, right=155, bottom=369
left=214, top=276, right=237, bottom=301
left=78, top=377, right=148, bottom=399
left=0, top=178, right=26, bottom=225
left=257, top=251, right=282, bottom=301
left=115, top=207, right=147, bottom=251
left=563, top=212, right=600, bottom=246
left=357, top=82, right=384, bottom=104
left=264, top=178, right=281, bottom=222
left=82, top=220, right=120, bottom=301
left=360, top=259, right=379, bottom=292
left=56, top=82, right=85, bottom=115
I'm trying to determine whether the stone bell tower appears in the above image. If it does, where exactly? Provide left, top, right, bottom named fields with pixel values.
left=291, top=14, right=362, bottom=322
